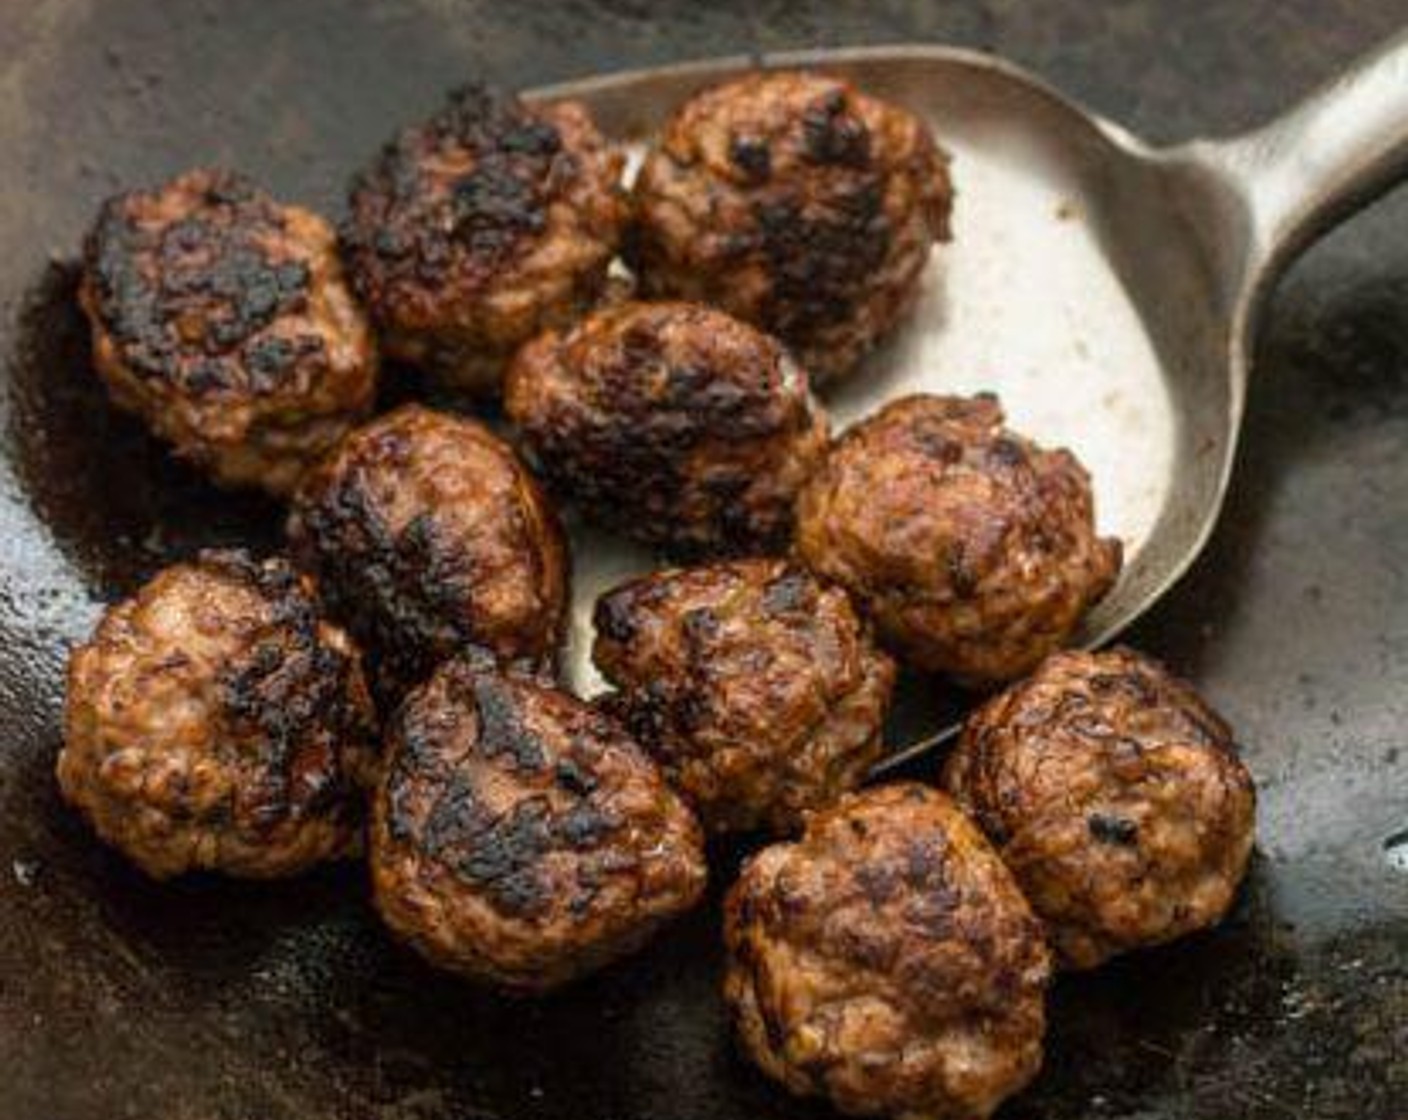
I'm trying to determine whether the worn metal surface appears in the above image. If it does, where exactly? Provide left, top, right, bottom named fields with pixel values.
left=0, top=3, right=1405, bottom=1119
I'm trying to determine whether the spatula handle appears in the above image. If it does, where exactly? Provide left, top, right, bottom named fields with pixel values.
left=1200, top=28, right=1408, bottom=273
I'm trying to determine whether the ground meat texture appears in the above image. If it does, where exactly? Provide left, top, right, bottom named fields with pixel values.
left=342, top=83, right=627, bottom=395
left=592, top=560, right=894, bottom=834
left=370, top=658, right=706, bottom=991
left=794, top=393, right=1122, bottom=686
left=58, top=551, right=377, bottom=880
left=944, top=647, right=1256, bottom=970
left=629, top=71, right=952, bottom=385
left=78, top=168, right=378, bottom=496
left=286, top=405, right=568, bottom=702
left=725, top=783, right=1050, bottom=1120
left=505, top=301, right=829, bottom=556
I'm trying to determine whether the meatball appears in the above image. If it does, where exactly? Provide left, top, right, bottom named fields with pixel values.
left=630, top=71, right=951, bottom=384
left=58, top=550, right=376, bottom=879
left=79, top=168, right=378, bottom=496
left=370, top=657, right=706, bottom=991
left=943, top=647, right=1257, bottom=969
left=794, top=393, right=1122, bottom=685
left=505, top=301, right=829, bottom=556
left=725, top=783, right=1050, bottom=1119
left=593, top=560, right=894, bottom=833
left=286, top=404, right=568, bottom=702
left=342, top=82, right=627, bottom=394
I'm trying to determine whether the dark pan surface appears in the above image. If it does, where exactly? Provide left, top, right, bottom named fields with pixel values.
left=1, top=3, right=1406, bottom=1118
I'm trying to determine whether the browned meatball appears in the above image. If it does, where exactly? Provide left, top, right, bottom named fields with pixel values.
left=593, top=560, right=894, bottom=834
left=79, top=168, right=378, bottom=496
left=725, top=783, right=1050, bottom=1120
left=286, top=405, right=568, bottom=702
left=342, top=83, right=627, bottom=394
left=370, top=657, right=706, bottom=991
left=58, top=550, right=376, bottom=879
left=794, top=393, right=1122, bottom=686
left=630, top=71, right=951, bottom=384
left=505, top=301, right=829, bottom=556
left=944, top=647, right=1257, bottom=970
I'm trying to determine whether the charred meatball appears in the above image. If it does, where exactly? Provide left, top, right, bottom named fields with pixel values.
left=58, top=550, right=376, bottom=879
left=506, top=301, right=829, bottom=555
left=725, top=783, right=1050, bottom=1119
left=286, top=405, right=568, bottom=701
left=944, top=647, right=1256, bottom=969
left=593, top=560, right=894, bottom=833
left=794, top=393, right=1122, bottom=685
left=79, top=168, right=378, bottom=496
left=630, top=71, right=952, bottom=384
left=370, top=657, right=706, bottom=991
left=343, top=83, right=627, bottom=394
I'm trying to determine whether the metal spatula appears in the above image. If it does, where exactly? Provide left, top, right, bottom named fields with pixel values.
left=529, top=32, right=1408, bottom=765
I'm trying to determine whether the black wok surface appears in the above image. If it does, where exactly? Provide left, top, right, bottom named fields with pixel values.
left=1, top=3, right=1405, bottom=1118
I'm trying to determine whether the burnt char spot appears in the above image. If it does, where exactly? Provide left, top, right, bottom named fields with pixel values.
left=856, top=860, right=903, bottom=904
left=761, top=569, right=812, bottom=614
left=899, top=835, right=951, bottom=889
left=406, top=761, right=559, bottom=920
left=754, top=178, right=890, bottom=336
left=448, top=795, right=554, bottom=917
left=914, top=429, right=964, bottom=465
left=681, top=607, right=720, bottom=644
left=293, top=473, right=466, bottom=699
left=600, top=317, right=785, bottom=441
left=556, top=801, right=614, bottom=849
left=800, top=90, right=872, bottom=168
left=203, top=550, right=370, bottom=827
left=243, top=333, right=323, bottom=390
left=729, top=134, right=772, bottom=182
left=343, top=82, right=565, bottom=299
left=451, top=161, right=547, bottom=251
left=85, top=170, right=323, bottom=394
left=554, top=757, right=598, bottom=796
left=593, top=593, right=638, bottom=644
left=661, top=362, right=759, bottom=417
left=1087, top=812, right=1140, bottom=846
left=472, top=674, right=546, bottom=772
left=437, top=84, right=562, bottom=160
left=986, top=437, right=1030, bottom=470
left=900, top=881, right=961, bottom=936
left=611, top=681, right=672, bottom=748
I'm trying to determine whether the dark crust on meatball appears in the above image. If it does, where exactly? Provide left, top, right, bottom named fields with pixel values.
left=370, top=659, right=706, bottom=991
left=79, top=168, right=378, bottom=495
left=630, top=71, right=952, bottom=383
left=58, top=550, right=377, bottom=879
left=286, top=405, right=569, bottom=702
left=505, top=301, right=829, bottom=556
left=944, top=647, right=1257, bottom=969
left=725, top=783, right=1050, bottom=1119
left=343, top=83, right=627, bottom=393
left=794, top=393, right=1122, bottom=685
left=592, top=560, right=894, bottom=833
